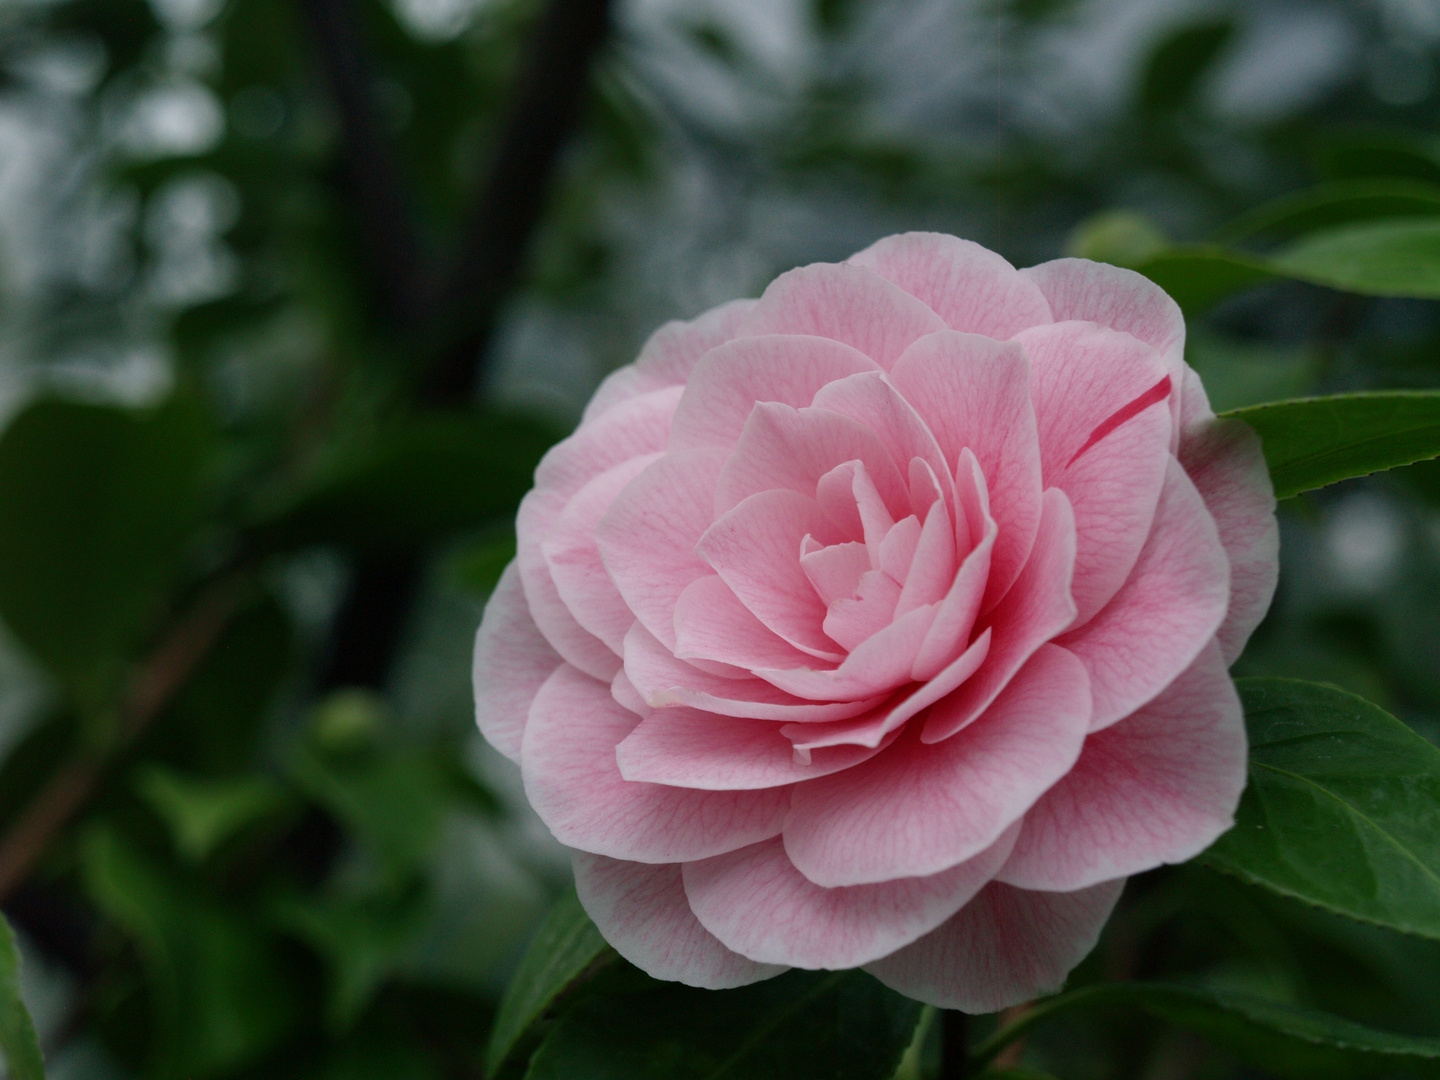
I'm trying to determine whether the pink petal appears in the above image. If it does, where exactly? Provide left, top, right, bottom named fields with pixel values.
left=697, top=489, right=847, bottom=660
left=611, top=667, right=650, bottom=717
left=817, top=459, right=897, bottom=553
left=473, top=561, right=562, bottom=762
left=849, top=232, right=1054, bottom=338
left=738, top=262, right=948, bottom=370
left=714, top=402, right=909, bottom=520
left=583, top=298, right=758, bottom=422
left=822, top=569, right=903, bottom=652
left=1058, top=459, right=1229, bottom=731
left=616, top=708, right=886, bottom=789
left=682, top=827, right=1017, bottom=969
left=668, top=335, right=881, bottom=452
left=674, top=574, right=819, bottom=670
left=1177, top=370, right=1278, bottom=664
left=922, top=489, right=1078, bottom=743
left=625, top=623, right=884, bottom=721
left=757, top=604, right=936, bottom=702
left=521, top=664, right=790, bottom=862
left=783, top=644, right=1092, bottom=887
left=866, top=878, right=1125, bottom=1013
left=800, top=541, right=871, bottom=606
left=542, top=454, right=658, bottom=653
left=998, top=641, right=1245, bottom=891
left=809, top=372, right=952, bottom=501
left=896, top=500, right=957, bottom=619
left=890, top=332, right=1043, bottom=606
left=596, top=448, right=727, bottom=651
left=572, top=852, right=785, bottom=988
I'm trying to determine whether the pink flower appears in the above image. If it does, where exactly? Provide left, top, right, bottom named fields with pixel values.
left=474, top=233, right=1278, bottom=1011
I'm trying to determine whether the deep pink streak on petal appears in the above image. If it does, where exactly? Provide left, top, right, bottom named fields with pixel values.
left=616, top=707, right=886, bottom=790
left=572, top=852, right=785, bottom=989
left=583, top=297, right=757, bottom=422
left=866, top=878, right=1125, bottom=1013
left=714, top=402, right=910, bottom=520
left=521, top=664, right=789, bottom=862
left=922, top=489, right=1079, bottom=744
left=998, top=641, right=1245, bottom=891
left=1058, top=459, right=1229, bottom=731
left=625, top=623, right=884, bottom=721
left=849, top=232, right=1054, bottom=338
left=596, top=448, right=727, bottom=651
left=737, top=261, right=948, bottom=370
left=473, top=561, right=562, bottom=762
left=1177, top=369, right=1278, bottom=663
left=1050, top=401, right=1172, bottom=627
left=542, top=453, right=658, bottom=653
left=890, top=332, right=1043, bottom=607
left=668, top=335, right=881, bottom=452
left=697, top=488, right=847, bottom=661
left=683, top=827, right=1018, bottom=970
left=756, top=603, right=936, bottom=702
left=809, top=372, right=952, bottom=501
left=784, top=644, right=1092, bottom=887
left=673, top=575, right=819, bottom=671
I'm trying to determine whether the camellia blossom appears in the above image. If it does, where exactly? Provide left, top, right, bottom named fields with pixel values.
left=473, top=233, right=1278, bottom=1011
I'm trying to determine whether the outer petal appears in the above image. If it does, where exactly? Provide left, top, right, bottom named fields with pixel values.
left=572, top=852, right=785, bottom=988
left=668, top=335, right=881, bottom=452
left=783, top=644, right=1092, bottom=887
left=596, top=448, right=727, bottom=651
left=616, top=707, right=887, bottom=789
left=583, top=298, right=758, bottom=422
left=737, top=262, right=948, bottom=370
left=848, top=232, right=1053, bottom=338
left=682, top=827, right=1018, bottom=970
left=1177, top=369, right=1279, bottom=663
left=890, top=332, right=1043, bottom=606
left=521, top=665, right=789, bottom=862
left=473, top=561, right=562, bottom=762
left=1058, top=459, right=1229, bottom=731
left=866, top=879, right=1125, bottom=1013
left=998, top=641, right=1246, bottom=891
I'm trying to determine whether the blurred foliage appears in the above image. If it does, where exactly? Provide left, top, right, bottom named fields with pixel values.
left=0, top=0, right=1436, bottom=1078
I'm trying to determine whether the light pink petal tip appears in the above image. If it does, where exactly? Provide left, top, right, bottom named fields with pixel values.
left=573, top=851, right=785, bottom=989
left=473, top=561, right=562, bottom=762
left=866, top=878, right=1126, bottom=1013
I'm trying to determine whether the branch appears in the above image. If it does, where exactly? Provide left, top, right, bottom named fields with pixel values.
left=0, top=574, right=250, bottom=901
left=422, top=0, right=614, bottom=402
left=297, top=0, right=432, bottom=330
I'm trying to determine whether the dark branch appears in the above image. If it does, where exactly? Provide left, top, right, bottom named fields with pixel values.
left=422, top=0, right=614, bottom=402
left=298, top=0, right=432, bottom=330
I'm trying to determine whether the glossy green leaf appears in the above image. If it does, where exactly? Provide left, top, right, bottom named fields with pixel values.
left=250, top=411, right=557, bottom=554
left=1222, top=391, right=1440, bottom=498
left=1212, top=178, right=1440, bottom=244
left=0, top=396, right=208, bottom=710
left=0, top=913, right=45, bottom=1080
left=486, top=887, right=613, bottom=1077
left=524, top=969, right=922, bottom=1080
left=975, top=981, right=1440, bottom=1080
left=1203, top=679, right=1440, bottom=940
left=1272, top=218, right=1440, bottom=297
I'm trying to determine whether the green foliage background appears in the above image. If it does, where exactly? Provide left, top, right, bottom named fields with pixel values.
left=0, top=0, right=1439, bottom=1077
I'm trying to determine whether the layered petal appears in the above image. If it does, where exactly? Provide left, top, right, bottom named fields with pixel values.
left=998, top=641, right=1246, bottom=891
left=683, top=827, right=1018, bottom=969
left=572, top=852, right=785, bottom=988
left=473, top=562, right=562, bottom=762
left=783, top=644, right=1092, bottom=887
left=866, top=879, right=1126, bottom=1013
left=521, top=664, right=789, bottom=862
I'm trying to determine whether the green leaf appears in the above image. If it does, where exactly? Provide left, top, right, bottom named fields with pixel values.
left=136, top=766, right=289, bottom=863
left=0, top=396, right=209, bottom=710
left=0, top=913, right=45, bottom=1080
left=1221, top=391, right=1440, bottom=498
left=1130, top=246, right=1279, bottom=318
left=80, top=824, right=296, bottom=1078
left=1211, top=178, right=1440, bottom=245
left=1203, top=679, right=1440, bottom=940
left=250, top=411, right=557, bottom=554
left=1271, top=218, right=1440, bottom=297
left=486, top=887, right=613, bottom=1077
left=1137, top=19, right=1234, bottom=113
left=975, top=982, right=1440, bottom=1080
left=524, top=969, right=922, bottom=1080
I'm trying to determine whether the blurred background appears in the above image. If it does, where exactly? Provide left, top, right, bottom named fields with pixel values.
left=0, top=0, right=1439, bottom=1076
